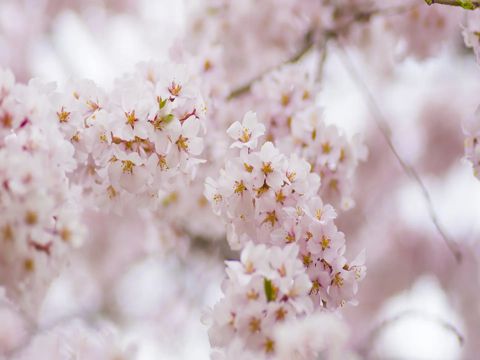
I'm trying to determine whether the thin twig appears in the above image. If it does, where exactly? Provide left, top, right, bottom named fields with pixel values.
left=226, top=4, right=413, bottom=100
left=227, top=30, right=316, bottom=100
left=425, top=0, right=480, bottom=10
left=336, top=43, right=462, bottom=263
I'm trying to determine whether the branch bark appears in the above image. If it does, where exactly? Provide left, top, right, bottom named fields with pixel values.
left=226, top=5, right=412, bottom=100
left=425, top=0, right=480, bottom=9
left=227, top=30, right=316, bottom=100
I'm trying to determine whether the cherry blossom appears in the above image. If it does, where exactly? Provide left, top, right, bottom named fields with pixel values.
left=53, top=61, right=207, bottom=213
left=208, top=242, right=313, bottom=358
left=0, top=69, right=83, bottom=313
left=227, top=111, right=265, bottom=150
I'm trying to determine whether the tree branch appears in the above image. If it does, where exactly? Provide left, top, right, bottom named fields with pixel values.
left=227, top=30, right=316, bottom=100
left=226, top=4, right=413, bottom=100
left=425, top=0, right=480, bottom=9
left=336, top=43, right=463, bottom=263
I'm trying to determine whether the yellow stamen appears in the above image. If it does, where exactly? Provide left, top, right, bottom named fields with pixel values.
left=285, top=232, right=295, bottom=244
left=125, top=111, right=137, bottom=129
left=107, top=185, right=117, bottom=199
left=264, top=338, right=275, bottom=353
left=157, top=155, right=168, bottom=170
left=176, top=135, right=189, bottom=152
left=2, top=224, right=13, bottom=241
left=286, top=171, right=296, bottom=183
left=169, top=82, right=182, bottom=96
left=121, top=160, right=135, bottom=174
left=303, top=253, right=312, bottom=267
left=321, top=236, right=330, bottom=250
left=60, top=227, right=71, bottom=242
left=24, top=258, right=35, bottom=272
left=234, top=180, right=247, bottom=195
left=25, top=211, right=38, bottom=225
left=332, top=273, right=344, bottom=287
left=245, top=261, right=255, bottom=274
left=275, top=190, right=286, bottom=203
left=262, top=162, right=273, bottom=175
left=71, top=132, right=80, bottom=142
left=240, top=128, right=251, bottom=143
left=246, top=289, right=259, bottom=300
left=57, top=108, right=70, bottom=123
left=255, top=182, right=270, bottom=197
left=322, top=142, right=332, bottom=154
left=310, top=279, right=321, bottom=295
left=249, top=317, right=261, bottom=333
left=275, top=307, right=287, bottom=321
left=244, top=163, right=254, bottom=173
left=263, top=210, right=277, bottom=226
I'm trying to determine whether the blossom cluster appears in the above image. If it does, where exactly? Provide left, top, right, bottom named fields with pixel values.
left=0, top=59, right=210, bottom=316
left=249, top=64, right=367, bottom=208
left=208, top=243, right=313, bottom=358
left=291, top=106, right=367, bottom=209
left=0, top=69, right=83, bottom=309
left=206, top=112, right=366, bottom=357
left=206, top=112, right=320, bottom=250
left=3, top=0, right=480, bottom=358
left=53, top=62, right=206, bottom=213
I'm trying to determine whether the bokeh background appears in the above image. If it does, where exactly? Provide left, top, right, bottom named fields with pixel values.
left=2, top=1, right=480, bottom=359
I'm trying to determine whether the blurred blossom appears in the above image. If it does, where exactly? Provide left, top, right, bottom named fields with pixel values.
left=1, top=0, right=480, bottom=359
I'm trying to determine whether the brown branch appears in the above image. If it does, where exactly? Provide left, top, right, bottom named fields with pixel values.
left=226, top=4, right=413, bottom=100
left=336, top=43, right=463, bottom=263
left=227, top=30, right=316, bottom=100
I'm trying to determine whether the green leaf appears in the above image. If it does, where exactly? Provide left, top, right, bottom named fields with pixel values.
left=158, top=97, right=168, bottom=110
left=163, top=113, right=174, bottom=124
left=264, top=278, right=276, bottom=302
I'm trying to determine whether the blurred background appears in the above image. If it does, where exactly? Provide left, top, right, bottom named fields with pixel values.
left=2, top=0, right=480, bottom=359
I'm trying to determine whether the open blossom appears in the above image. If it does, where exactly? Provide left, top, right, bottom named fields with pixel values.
left=53, top=61, right=207, bottom=213
left=227, top=111, right=265, bottom=149
left=208, top=242, right=313, bottom=358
